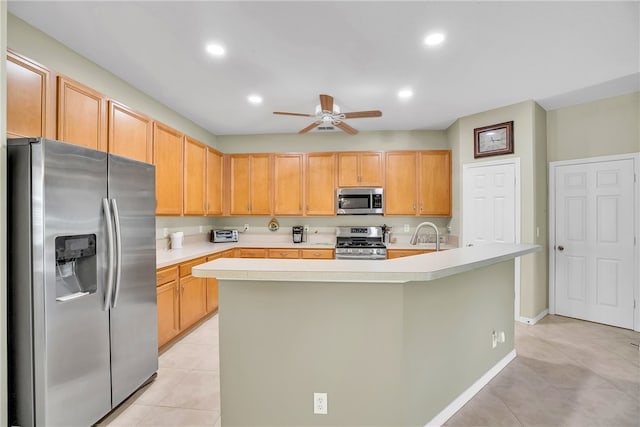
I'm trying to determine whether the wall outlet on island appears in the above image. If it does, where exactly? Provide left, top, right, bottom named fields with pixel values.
left=313, top=392, right=328, bottom=415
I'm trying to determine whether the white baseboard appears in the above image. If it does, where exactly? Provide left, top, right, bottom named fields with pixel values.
left=425, top=349, right=517, bottom=427
left=518, top=309, right=549, bottom=325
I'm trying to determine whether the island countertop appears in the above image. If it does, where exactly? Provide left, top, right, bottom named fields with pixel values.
left=192, top=242, right=540, bottom=283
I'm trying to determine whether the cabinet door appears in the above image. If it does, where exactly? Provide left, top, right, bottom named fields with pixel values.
left=358, top=151, right=384, bottom=186
left=229, top=155, right=251, bottom=215
left=157, top=281, right=179, bottom=348
left=387, top=249, right=432, bottom=259
left=108, top=100, right=152, bottom=163
left=337, top=152, right=360, bottom=187
left=183, top=137, right=207, bottom=215
left=154, top=123, right=184, bottom=215
left=205, top=252, right=227, bottom=314
left=273, top=154, right=303, bottom=215
left=385, top=151, right=417, bottom=215
left=57, top=76, right=107, bottom=151
left=179, top=275, right=207, bottom=330
left=419, top=150, right=452, bottom=216
left=206, top=148, right=223, bottom=216
left=6, top=51, right=54, bottom=139
left=250, top=154, right=272, bottom=215
left=305, top=153, right=336, bottom=215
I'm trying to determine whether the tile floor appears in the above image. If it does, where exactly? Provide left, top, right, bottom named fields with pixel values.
left=101, top=314, right=640, bottom=427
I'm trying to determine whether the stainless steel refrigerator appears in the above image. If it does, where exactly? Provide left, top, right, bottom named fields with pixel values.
left=7, top=138, right=158, bottom=426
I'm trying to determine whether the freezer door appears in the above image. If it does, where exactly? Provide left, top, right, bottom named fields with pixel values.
left=39, top=139, right=112, bottom=426
left=108, top=154, right=158, bottom=406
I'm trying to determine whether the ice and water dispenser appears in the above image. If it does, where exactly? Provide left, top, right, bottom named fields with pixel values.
left=55, top=234, right=97, bottom=302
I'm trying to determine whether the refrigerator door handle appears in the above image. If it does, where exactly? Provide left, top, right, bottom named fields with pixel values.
left=102, top=198, right=115, bottom=311
left=111, top=198, right=123, bottom=308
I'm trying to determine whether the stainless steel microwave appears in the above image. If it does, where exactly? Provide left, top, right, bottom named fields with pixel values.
left=336, top=187, right=384, bottom=215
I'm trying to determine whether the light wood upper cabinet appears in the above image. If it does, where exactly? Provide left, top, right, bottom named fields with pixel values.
left=384, top=150, right=451, bottom=217
left=206, top=148, right=224, bottom=216
left=183, top=137, right=207, bottom=216
left=154, top=123, right=184, bottom=215
left=385, top=151, right=418, bottom=215
left=305, top=152, right=336, bottom=216
left=229, top=154, right=272, bottom=215
left=108, top=100, right=152, bottom=163
left=338, top=151, right=383, bottom=187
left=273, top=153, right=303, bottom=215
left=418, top=150, right=451, bottom=216
left=57, top=76, right=107, bottom=151
left=6, top=51, right=55, bottom=139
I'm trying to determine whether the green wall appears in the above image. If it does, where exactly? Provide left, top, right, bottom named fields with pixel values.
left=547, top=92, right=640, bottom=162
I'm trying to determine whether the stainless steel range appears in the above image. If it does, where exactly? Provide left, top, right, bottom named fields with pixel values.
left=335, top=226, right=387, bottom=260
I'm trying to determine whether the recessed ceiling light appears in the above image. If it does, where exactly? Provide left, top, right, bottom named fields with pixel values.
left=247, top=95, right=263, bottom=105
left=206, top=43, right=225, bottom=56
left=398, top=89, right=413, bottom=99
left=424, top=33, right=445, bottom=46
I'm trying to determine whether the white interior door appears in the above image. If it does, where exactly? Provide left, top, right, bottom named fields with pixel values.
left=463, top=160, right=520, bottom=319
left=553, top=159, right=635, bottom=329
left=463, top=161, right=517, bottom=247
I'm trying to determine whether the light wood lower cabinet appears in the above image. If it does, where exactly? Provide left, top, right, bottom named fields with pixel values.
left=156, top=266, right=179, bottom=348
left=300, top=249, right=334, bottom=259
left=178, top=257, right=208, bottom=331
left=234, top=247, right=267, bottom=258
left=205, top=249, right=233, bottom=314
left=268, top=248, right=300, bottom=259
left=386, top=249, right=435, bottom=259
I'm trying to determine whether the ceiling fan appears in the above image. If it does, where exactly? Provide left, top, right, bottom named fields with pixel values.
left=274, top=94, right=382, bottom=135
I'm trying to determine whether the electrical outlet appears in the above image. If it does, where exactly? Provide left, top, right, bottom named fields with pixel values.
left=162, top=228, right=169, bottom=238
left=199, top=225, right=204, bottom=233
left=491, top=330, right=498, bottom=349
left=303, top=225, right=309, bottom=232
left=404, top=224, right=410, bottom=232
left=313, top=392, right=328, bottom=415
left=498, top=331, right=506, bottom=343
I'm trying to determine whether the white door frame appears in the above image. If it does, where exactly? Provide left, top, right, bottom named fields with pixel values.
left=462, top=158, right=521, bottom=321
left=549, top=153, right=640, bottom=332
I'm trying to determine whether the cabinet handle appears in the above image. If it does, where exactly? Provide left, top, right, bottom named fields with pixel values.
left=180, top=285, right=184, bottom=295
left=413, top=203, right=416, bottom=211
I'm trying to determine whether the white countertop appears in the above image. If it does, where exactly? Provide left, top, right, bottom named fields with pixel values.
left=192, top=243, right=540, bottom=284
left=156, top=237, right=457, bottom=269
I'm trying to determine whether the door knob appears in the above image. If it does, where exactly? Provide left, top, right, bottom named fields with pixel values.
left=557, top=245, right=564, bottom=251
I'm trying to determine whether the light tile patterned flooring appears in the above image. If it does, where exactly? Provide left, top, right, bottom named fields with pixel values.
left=101, top=314, right=639, bottom=427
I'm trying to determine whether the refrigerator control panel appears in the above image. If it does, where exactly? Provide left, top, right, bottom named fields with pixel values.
left=55, top=234, right=96, bottom=261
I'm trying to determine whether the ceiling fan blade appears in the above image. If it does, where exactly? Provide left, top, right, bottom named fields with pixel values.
left=319, top=94, right=334, bottom=112
left=298, top=121, right=321, bottom=134
left=273, top=111, right=314, bottom=117
left=334, top=121, right=358, bottom=135
left=343, top=110, right=383, bottom=119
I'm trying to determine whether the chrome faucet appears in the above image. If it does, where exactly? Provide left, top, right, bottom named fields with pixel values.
left=409, top=222, right=440, bottom=251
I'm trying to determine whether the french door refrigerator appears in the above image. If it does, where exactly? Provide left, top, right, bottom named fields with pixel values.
left=7, top=138, right=158, bottom=426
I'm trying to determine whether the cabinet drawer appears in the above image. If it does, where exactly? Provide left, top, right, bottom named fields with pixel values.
left=300, top=249, right=334, bottom=259
left=387, top=249, right=432, bottom=259
left=234, top=248, right=267, bottom=258
left=268, top=248, right=300, bottom=259
left=157, top=266, right=178, bottom=286
left=179, top=256, right=207, bottom=277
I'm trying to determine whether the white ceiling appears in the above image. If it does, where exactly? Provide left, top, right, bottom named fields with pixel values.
left=8, top=1, right=640, bottom=136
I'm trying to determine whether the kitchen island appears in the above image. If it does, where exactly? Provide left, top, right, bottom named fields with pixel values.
left=193, top=243, right=539, bottom=426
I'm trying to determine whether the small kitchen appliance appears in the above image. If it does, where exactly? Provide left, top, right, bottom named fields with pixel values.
left=335, top=226, right=387, bottom=260
left=211, top=229, right=239, bottom=243
left=170, top=231, right=184, bottom=249
left=292, top=226, right=304, bottom=243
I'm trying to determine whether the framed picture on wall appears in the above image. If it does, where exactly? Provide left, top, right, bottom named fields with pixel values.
left=474, top=121, right=514, bottom=158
